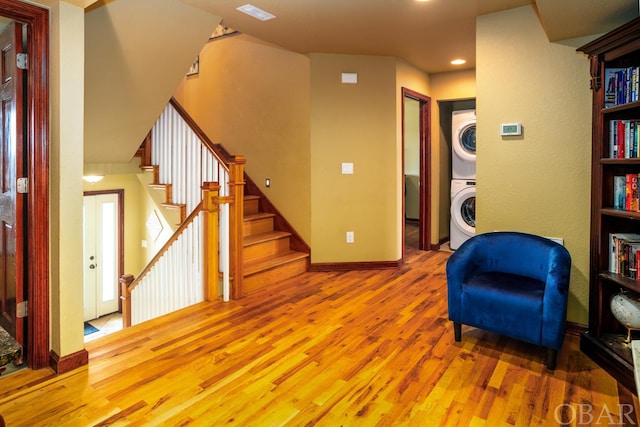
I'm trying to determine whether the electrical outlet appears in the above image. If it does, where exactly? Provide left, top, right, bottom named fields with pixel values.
left=346, top=231, right=354, bottom=243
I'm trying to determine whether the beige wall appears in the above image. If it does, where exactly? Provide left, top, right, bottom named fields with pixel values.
left=43, top=0, right=86, bottom=358
left=429, top=70, right=476, bottom=242
left=477, top=6, right=592, bottom=324
left=175, top=38, right=432, bottom=263
left=173, top=35, right=311, bottom=244
left=84, top=0, right=220, bottom=163
left=310, top=54, right=399, bottom=262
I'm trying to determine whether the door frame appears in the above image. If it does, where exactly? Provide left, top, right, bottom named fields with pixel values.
left=0, top=0, right=49, bottom=369
left=84, top=190, right=125, bottom=314
left=402, top=87, right=431, bottom=253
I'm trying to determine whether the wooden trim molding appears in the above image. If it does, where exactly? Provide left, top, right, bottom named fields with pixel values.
left=49, top=349, right=88, bottom=374
left=309, top=260, right=402, bottom=271
left=566, top=321, right=588, bottom=337
left=401, top=88, right=431, bottom=254
left=0, top=0, right=50, bottom=370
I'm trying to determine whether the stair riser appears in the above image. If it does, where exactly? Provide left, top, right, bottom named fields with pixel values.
left=243, top=258, right=308, bottom=294
left=245, top=238, right=291, bottom=263
left=245, top=199, right=259, bottom=215
left=244, top=217, right=274, bottom=236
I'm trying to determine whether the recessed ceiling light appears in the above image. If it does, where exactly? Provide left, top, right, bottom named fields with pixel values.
left=237, top=4, right=276, bottom=21
left=451, top=59, right=466, bottom=65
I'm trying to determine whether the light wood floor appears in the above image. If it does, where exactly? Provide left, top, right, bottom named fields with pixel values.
left=0, top=248, right=638, bottom=426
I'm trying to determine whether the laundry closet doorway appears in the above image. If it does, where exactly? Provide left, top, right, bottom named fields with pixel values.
left=402, top=87, right=431, bottom=252
left=83, top=191, right=124, bottom=321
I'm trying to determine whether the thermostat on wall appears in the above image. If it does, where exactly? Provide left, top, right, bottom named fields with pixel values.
left=500, top=123, right=522, bottom=136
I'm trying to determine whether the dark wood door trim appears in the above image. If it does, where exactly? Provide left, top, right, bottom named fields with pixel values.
left=0, top=0, right=50, bottom=369
left=402, top=87, right=431, bottom=254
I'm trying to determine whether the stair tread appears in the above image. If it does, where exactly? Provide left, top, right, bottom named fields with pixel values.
left=161, top=203, right=186, bottom=209
left=244, top=250, right=309, bottom=276
left=244, top=195, right=260, bottom=201
left=244, top=231, right=291, bottom=246
left=244, top=212, right=275, bottom=221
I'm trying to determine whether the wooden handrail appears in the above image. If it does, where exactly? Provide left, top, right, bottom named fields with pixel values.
left=168, top=98, right=238, bottom=169
left=123, top=99, right=247, bottom=327
left=168, top=97, right=246, bottom=299
left=127, top=201, right=203, bottom=294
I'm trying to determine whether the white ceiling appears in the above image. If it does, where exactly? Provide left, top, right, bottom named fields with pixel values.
left=180, top=0, right=639, bottom=74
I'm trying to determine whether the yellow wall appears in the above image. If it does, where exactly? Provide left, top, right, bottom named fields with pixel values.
left=430, top=70, right=476, bottom=242
left=173, top=34, right=311, bottom=244
left=83, top=0, right=220, bottom=163
left=310, top=54, right=399, bottom=262
left=44, top=0, right=86, bottom=358
left=477, top=5, right=592, bottom=324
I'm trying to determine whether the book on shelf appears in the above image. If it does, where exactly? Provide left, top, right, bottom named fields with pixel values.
left=627, top=173, right=639, bottom=211
left=605, top=67, right=640, bottom=108
left=609, top=233, right=640, bottom=276
left=614, top=175, right=626, bottom=209
left=608, top=119, right=640, bottom=158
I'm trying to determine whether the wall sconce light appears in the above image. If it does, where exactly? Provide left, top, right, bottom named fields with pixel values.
left=83, top=175, right=104, bottom=184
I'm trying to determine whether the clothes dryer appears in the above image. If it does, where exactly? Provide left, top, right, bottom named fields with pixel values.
left=452, top=109, right=476, bottom=180
left=450, top=179, right=476, bottom=250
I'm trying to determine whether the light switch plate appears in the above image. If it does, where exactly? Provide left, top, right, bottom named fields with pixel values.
left=342, top=162, right=354, bottom=174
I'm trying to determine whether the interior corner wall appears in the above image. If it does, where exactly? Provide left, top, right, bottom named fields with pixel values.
left=477, top=5, right=592, bottom=324
left=172, top=34, right=311, bottom=245
left=429, top=70, right=476, bottom=245
left=47, top=0, right=85, bottom=358
left=309, top=53, right=398, bottom=263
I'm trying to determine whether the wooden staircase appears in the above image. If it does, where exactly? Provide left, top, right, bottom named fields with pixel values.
left=139, top=164, right=187, bottom=227
left=242, top=194, right=309, bottom=294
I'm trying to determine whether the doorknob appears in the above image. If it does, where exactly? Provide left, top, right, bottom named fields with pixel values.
left=89, top=264, right=95, bottom=269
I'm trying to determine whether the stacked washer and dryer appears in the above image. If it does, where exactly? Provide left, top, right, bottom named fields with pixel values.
left=450, top=109, right=476, bottom=250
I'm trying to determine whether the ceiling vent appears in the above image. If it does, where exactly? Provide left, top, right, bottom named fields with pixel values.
left=236, top=4, right=276, bottom=21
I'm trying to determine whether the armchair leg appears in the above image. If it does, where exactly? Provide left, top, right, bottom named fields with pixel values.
left=546, top=348, right=557, bottom=370
left=454, top=322, right=461, bottom=342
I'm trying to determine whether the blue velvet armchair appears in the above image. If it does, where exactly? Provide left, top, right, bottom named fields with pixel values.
left=446, top=231, right=572, bottom=369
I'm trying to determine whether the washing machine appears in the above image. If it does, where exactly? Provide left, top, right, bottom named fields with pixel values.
left=450, top=179, right=476, bottom=250
left=452, top=109, right=476, bottom=180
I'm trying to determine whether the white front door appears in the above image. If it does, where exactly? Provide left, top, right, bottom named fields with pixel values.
left=83, top=193, right=120, bottom=321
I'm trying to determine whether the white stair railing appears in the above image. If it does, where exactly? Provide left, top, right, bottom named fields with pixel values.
left=131, top=206, right=204, bottom=325
left=123, top=99, right=244, bottom=327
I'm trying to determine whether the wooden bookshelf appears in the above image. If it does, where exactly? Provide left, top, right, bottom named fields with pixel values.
left=578, top=17, right=640, bottom=394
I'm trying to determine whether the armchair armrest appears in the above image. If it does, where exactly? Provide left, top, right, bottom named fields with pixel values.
left=541, top=245, right=572, bottom=349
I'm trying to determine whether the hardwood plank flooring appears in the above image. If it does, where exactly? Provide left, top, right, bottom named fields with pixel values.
left=0, top=248, right=638, bottom=426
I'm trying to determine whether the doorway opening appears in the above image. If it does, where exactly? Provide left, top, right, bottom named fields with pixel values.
left=83, top=190, right=124, bottom=342
left=402, top=88, right=431, bottom=254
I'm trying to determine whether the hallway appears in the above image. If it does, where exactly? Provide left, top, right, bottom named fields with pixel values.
left=0, top=248, right=634, bottom=425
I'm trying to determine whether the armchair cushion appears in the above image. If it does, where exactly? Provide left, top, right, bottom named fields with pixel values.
left=446, top=231, right=571, bottom=367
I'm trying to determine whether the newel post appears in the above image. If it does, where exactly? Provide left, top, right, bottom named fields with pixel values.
left=119, top=274, right=134, bottom=328
left=229, top=156, right=246, bottom=299
left=202, top=182, right=221, bottom=301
